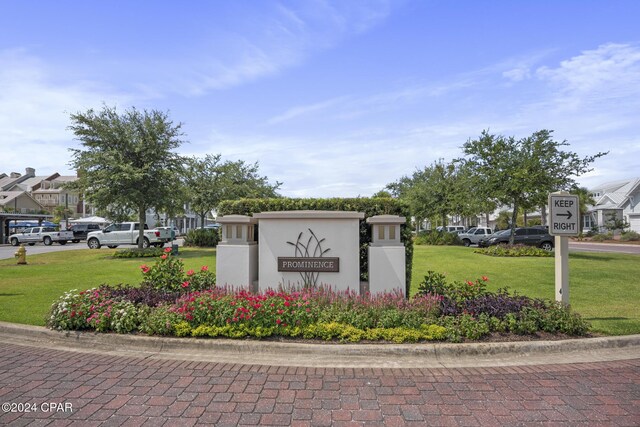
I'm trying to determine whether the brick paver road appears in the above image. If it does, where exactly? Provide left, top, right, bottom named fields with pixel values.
left=0, top=343, right=638, bottom=426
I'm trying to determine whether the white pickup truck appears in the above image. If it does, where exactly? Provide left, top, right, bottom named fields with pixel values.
left=86, top=222, right=172, bottom=249
left=9, top=227, right=74, bottom=246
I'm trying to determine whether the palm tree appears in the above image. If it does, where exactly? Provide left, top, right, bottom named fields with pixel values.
left=570, top=186, right=596, bottom=232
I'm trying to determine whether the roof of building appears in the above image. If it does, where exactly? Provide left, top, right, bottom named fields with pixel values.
left=0, top=191, right=42, bottom=207
left=591, top=177, right=640, bottom=210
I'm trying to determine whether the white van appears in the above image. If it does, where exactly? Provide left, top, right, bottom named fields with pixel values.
left=435, top=225, right=466, bottom=233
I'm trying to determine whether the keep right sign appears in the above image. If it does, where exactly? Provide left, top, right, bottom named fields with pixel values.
left=548, top=193, right=580, bottom=236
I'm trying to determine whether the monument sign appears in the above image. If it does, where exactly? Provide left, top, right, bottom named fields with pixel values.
left=216, top=210, right=407, bottom=295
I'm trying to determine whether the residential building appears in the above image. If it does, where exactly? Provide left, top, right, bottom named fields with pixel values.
left=585, top=178, right=640, bottom=233
left=1, top=168, right=95, bottom=218
left=0, top=191, right=44, bottom=214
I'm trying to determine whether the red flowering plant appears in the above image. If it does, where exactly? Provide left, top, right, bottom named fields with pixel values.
left=170, top=286, right=441, bottom=332
left=416, top=271, right=488, bottom=303
left=184, top=265, right=216, bottom=292
left=171, top=288, right=321, bottom=329
left=48, top=287, right=142, bottom=333
left=139, top=248, right=214, bottom=293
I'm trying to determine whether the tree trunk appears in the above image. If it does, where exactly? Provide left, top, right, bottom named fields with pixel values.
left=200, top=213, right=206, bottom=229
left=138, top=204, right=146, bottom=249
left=509, top=204, right=518, bottom=245
left=523, top=210, right=528, bottom=226
left=541, top=205, right=547, bottom=226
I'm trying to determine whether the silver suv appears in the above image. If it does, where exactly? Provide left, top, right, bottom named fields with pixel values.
left=458, top=227, right=493, bottom=247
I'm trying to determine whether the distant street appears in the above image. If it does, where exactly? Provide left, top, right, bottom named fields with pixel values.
left=569, top=241, right=640, bottom=255
left=1, top=239, right=638, bottom=261
left=0, top=239, right=184, bottom=260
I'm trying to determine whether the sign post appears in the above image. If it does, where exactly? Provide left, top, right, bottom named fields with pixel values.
left=548, top=192, right=579, bottom=305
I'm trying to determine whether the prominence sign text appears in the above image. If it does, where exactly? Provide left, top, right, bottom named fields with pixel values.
left=277, top=257, right=340, bottom=273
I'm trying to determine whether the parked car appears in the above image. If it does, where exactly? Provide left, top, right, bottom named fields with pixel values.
left=478, top=227, right=554, bottom=251
left=68, top=223, right=102, bottom=243
left=9, top=227, right=74, bottom=246
left=458, top=227, right=493, bottom=247
left=86, top=222, right=172, bottom=249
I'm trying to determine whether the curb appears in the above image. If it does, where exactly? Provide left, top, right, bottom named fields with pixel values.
left=1, top=321, right=639, bottom=368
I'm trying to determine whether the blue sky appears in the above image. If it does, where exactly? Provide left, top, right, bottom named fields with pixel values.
left=1, top=1, right=639, bottom=197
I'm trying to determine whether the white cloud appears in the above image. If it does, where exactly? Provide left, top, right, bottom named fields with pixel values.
left=536, top=43, right=640, bottom=92
left=169, top=1, right=395, bottom=96
left=502, top=67, right=531, bottom=82
left=0, top=49, right=134, bottom=174
left=267, top=96, right=350, bottom=124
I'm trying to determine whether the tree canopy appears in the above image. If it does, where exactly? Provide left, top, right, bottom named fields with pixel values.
left=183, top=154, right=281, bottom=227
left=386, top=159, right=495, bottom=230
left=67, top=105, right=185, bottom=247
left=460, top=129, right=607, bottom=243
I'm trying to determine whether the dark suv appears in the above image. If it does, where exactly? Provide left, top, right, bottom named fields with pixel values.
left=479, top=227, right=554, bottom=251
left=69, top=223, right=102, bottom=243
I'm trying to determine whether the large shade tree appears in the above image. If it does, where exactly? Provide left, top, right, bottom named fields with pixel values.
left=67, top=105, right=185, bottom=248
left=184, top=154, right=281, bottom=227
left=460, top=129, right=607, bottom=243
left=387, top=160, right=470, bottom=229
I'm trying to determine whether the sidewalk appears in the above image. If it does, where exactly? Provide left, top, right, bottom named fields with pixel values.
left=1, top=323, right=639, bottom=426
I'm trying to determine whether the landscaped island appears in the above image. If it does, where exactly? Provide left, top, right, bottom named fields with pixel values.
left=47, top=248, right=590, bottom=343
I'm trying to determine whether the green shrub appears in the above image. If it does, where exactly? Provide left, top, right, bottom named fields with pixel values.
left=183, top=228, right=220, bottom=247
left=473, top=244, right=553, bottom=257
left=620, top=230, right=640, bottom=242
left=139, top=305, right=181, bottom=335
left=140, top=249, right=186, bottom=292
left=416, top=270, right=448, bottom=296
left=438, top=314, right=491, bottom=342
left=592, top=232, right=612, bottom=242
left=416, top=271, right=488, bottom=303
left=217, top=197, right=413, bottom=293
left=414, top=230, right=462, bottom=246
left=48, top=288, right=144, bottom=333
left=113, top=247, right=164, bottom=258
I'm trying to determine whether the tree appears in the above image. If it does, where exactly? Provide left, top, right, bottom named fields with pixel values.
left=52, top=206, right=73, bottom=225
left=67, top=105, right=185, bottom=248
left=387, top=160, right=465, bottom=228
left=461, top=130, right=607, bottom=244
left=372, top=190, right=393, bottom=198
left=570, top=185, right=596, bottom=233
left=184, top=154, right=281, bottom=228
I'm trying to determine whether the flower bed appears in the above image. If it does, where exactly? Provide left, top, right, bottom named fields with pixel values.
left=474, top=244, right=553, bottom=257
left=47, top=250, right=590, bottom=343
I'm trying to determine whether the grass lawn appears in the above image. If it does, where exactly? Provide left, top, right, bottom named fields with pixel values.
left=411, top=246, right=640, bottom=336
left=0, top=246, right=638, bottom=336
left=0, top=248, right=216, bottom=326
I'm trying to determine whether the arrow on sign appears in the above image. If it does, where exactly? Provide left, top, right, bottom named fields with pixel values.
left=557, top=210, right=573, bottom=220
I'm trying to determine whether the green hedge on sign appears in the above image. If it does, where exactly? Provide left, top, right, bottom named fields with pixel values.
left=217, top=197, right=413, bottom=294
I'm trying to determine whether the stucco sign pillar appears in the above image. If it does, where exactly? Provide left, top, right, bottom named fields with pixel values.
left=253, top=211, right=364, bottom=291
left=215, top=215, right=258, bottom=291
left=366, top=215, right=406, bottom=294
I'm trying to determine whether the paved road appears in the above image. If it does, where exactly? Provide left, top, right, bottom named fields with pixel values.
left=569, top=241, right=640, bottom=255
left=0, top=240, right=184, bottom=260
left=0, top=342, right=638, bottom=426
left=1, top=240, right=638, bottom=261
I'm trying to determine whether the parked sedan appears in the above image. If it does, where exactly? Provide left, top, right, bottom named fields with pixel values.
left=479, top=227, right=554, bottom=251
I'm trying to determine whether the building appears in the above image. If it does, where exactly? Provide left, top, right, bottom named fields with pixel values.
left=585, top=178, right=640, bottom=233
left=0, top=191, right=44, bottom=214
left=1, top=168, right=102, bottom=219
